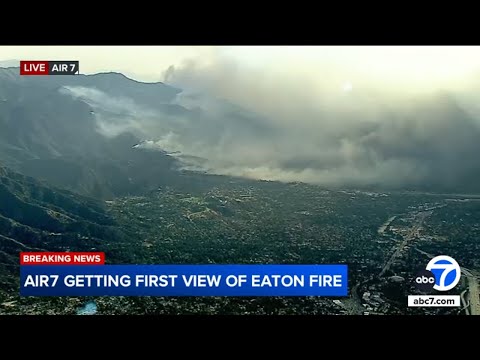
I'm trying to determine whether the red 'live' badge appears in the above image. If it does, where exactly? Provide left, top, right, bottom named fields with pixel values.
left=20, top=61, right=49, bottom=75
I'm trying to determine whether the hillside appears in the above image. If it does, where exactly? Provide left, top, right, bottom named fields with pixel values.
left=0, top=165, right=133, bottom=305
left=0, top=68, right=188, bottom=198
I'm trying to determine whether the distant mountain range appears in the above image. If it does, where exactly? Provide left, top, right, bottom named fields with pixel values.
left=0, top=68, right=191, bottom=198
left=1, top=66, right=480, bottom=197
left=0, top=66, right=279, bottom=199
left=0, top=60, right=20, bottom=68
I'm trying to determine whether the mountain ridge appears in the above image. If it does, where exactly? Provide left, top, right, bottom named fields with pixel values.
left=0, top=164, right=135, bottom=302
left=1, top=67, right=480, bottom=196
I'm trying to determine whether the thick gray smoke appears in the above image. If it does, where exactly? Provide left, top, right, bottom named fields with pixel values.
left=158, top=54, right=480, bottom=192
left=60, top=53, right=480, bottom=192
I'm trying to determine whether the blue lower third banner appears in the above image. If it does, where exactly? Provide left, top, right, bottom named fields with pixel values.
left=20, top=264, right=348, bottom=297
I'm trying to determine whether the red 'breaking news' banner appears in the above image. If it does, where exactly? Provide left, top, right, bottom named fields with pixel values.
left=20, top=252, right=105, bottom=265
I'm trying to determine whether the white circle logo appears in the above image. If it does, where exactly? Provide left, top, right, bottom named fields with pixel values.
left=425, top=255, right=461, bottom=291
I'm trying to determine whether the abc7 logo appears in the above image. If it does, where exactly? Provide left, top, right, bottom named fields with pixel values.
left=413, top=255, right=461, bottom=292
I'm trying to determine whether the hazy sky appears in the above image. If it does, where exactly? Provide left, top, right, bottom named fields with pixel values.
left=2, top=46, right=480, bottom=92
